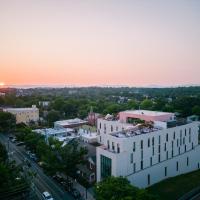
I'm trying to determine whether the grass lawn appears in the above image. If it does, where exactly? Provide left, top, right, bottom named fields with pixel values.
left=148, top=169, right=200, bottom=200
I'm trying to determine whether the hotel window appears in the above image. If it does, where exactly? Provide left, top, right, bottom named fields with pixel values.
left=166, top=134, right=168, bottom=142
left=189, top=133, right=191, bottom=143
left=185, top=128, right=187, bottom=136
left=185, top=145, right=187, bottom=152
left=198, top=130, right=200, bottom=144
left=177, top=139, right=179, bottom=147
left=148, top=138, right=150, bottom=147
left=117, top=143, right=120, bottom=153
left=133, top=163, right=136, bottom=173
left=100, top=123, right=101, bottom=129
left=133, top=142, right=136, bottom=152
left=158, top=145, right=160, bottom=153
left=176, top=162, right=179, bottom=171
left=147, top=174, right=150, bottom=185
left=192, top=142, right=194, bottom=149
left=165, top=167, right=167, bottom=176
left=159, top=135, right=161, bottom=144
left=172, top=141, right=174, bottom=149
left=166, top=151, right=168, bottom=159
left=141, top=140, right=143, bottom=149
left=100, top=136, right=101, bottom=142
left=187, top=157, right=189, bottom=166
left=150, top=157, right=152, bottom=166
left=173, top=132, right=175, bottom=140
left=164, top=143, right=166, bottom=151
left=104, top=124, right=106, bottom=133
left=111, top=125, right=113, bottom=132
left=130, top=153, right=133, bottom=164
left=189, top=128, right=191, bottom=134
left=141, top=150, right=143, bottom=160
left=178, top=147, right=180, bottom=154
left=152, top=146, right=155, bottom=156
left=183, top=138, right=185, bottom=145
left=112, top=142, right=115, bottom=151
left=172, top=150, right=174, bottom=157
left=107, top=140, right=110, bottom=149
left=158, top=154, right=160, bottom=162
left=152, top=137, right=154, bottom=146
left=141, top=161, right=143, bottom=170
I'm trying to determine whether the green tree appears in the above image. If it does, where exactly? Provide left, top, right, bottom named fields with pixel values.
left=59, top=140, right=88, bottom=177
left=0, top=111, right=16, bottom=132
left=0, top=143, right=7, bottom=163
left=192, top=105, right=200, bottom=116
left=127, top=99, right=138, bottom=110
left=46, top=110, right=60, bottom=126
left=95, top=176, right=157, bottom=200
left=140, top=99, right=153, bottom=110
left=95, top=176, right=138, bottom=200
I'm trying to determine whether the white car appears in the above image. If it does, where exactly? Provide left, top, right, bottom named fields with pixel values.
left=42, top=191, right=54, bottom=200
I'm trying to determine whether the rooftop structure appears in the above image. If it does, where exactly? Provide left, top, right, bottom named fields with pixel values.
left=54, top=118, right=88, bottom=129
left=33, top=128, right=77, bottom=145
left=33, top=128, right=73, bottom=137
left=119, top=110, right=175, bottom=123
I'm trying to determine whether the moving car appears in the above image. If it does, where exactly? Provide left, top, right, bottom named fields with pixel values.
left=42, top=191, right=54, bottom=200
left=16, top=142, right=25, bottom=146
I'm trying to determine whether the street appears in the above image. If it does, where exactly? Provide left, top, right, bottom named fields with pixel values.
left=0, top=133, right=75, bottom=200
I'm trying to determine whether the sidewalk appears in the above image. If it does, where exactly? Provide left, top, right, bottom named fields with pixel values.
left=73, top=179, right=95, bottom=200
left=60, top=173, right=95, bottom=200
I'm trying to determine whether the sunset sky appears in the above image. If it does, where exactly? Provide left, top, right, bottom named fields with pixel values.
left=0, top=0, right=200, bottom=87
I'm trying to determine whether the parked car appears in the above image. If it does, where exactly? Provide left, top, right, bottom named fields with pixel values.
left=11, top=138, right=17, bottom=143
left=26, top=150, right=31, bottom=156
left=52, top=174, right=64, bottom=183
left=24, top=158, right=31, bottom=167
left=29, top=153, right=38, bottom=162
left=71, top=188, right=81, bottom=199
left=9, top=135, right=14, bottom=140
left=16, top=142, right=25, bottom=146
left=42, top=191, right=54, bottom=200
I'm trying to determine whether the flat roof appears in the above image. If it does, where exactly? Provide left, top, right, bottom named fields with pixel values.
left=81, top=132, right=97, bottom=139
left=34, top=128, right=73, bottom=135
left=121, top=110, right=174, bottom=116
left=55, top=118, right=87, bottom=126
left=3, top=107, right=38, bottom=112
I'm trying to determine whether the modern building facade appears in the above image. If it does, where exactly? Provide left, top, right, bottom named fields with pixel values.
left=3, top=105, right=39, bottom=125
left=96, top=110, right=200, bottom=188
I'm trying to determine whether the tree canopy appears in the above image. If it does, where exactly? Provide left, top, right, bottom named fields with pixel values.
left=95, top=176, right=157, bottom=200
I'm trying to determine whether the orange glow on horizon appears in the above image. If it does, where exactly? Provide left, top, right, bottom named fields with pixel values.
left=0, top=82, right=5, bottom=87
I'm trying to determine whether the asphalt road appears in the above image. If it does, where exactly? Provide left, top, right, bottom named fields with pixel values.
left=0, top=133, right=74, bottom=200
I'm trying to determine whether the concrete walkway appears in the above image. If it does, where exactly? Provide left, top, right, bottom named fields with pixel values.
left=61, top=173, right=95, bottom=200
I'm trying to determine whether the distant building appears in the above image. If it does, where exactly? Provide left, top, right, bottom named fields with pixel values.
left=87, top=107, right=101, bottom=126
left=33, top=128, right=75, bottom=143
left=119, top=110, right=175, bottom=123
left=80, top=130, right=98, bottom=144
left=54, top=118, right=88, bottom=129
left=77, top=156, right=96, bottom=183
left=96, top=110, right=200, bottom=188
left=3, top=105, right=39, bottom=125
left=0, top=92, right=5, bottom=97
left=39, top=101, right=50, bottom=107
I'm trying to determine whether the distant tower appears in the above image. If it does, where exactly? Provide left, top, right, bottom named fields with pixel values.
left=88, top=106, right=95, bottom=126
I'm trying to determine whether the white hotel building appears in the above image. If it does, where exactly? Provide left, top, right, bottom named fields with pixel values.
left=96, top=110, right=200, bottom=188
